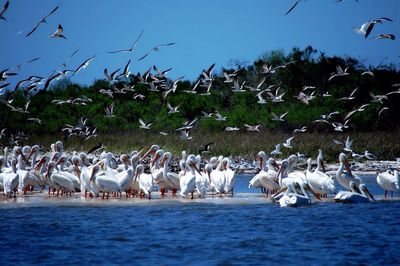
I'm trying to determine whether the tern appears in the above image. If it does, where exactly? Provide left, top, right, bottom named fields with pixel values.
left=0, top=0, right=9, bottom=21
left=283, top=136, right=294, bottom=149
left=138, top=42, right=175, bottom=61
left=50, top=24, right=67, bottom=39
left=271, top=112, right=288, bottom=122
left=139, top=118, right=152, bottom=130
left=167, top=102, right=180, bottom=114
left=104, top=102, right=115, bottom=118
left=244, top=124, right=261, bottom=132
left=108, top=30, right=144, bottom=53
left=26, top=5, right=59, bottom=37
left=329, top=65, right=350, bottom=81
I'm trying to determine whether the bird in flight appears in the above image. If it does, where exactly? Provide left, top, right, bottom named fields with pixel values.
left=26, top=5, right=59, bottom=37
left=50, top=24, right=67, bottom=39
left=0, top=0, right=9, bottom=21
left=372, top=34, right=395, bottom=40
left=284, top=0, right=304, bottom=16
left=138, top=42, right=175, bottom=61
left=108, top=30, right=144, bottom=54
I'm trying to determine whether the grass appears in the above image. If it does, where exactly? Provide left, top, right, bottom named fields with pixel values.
left=27, top=130, right=400, bottom=162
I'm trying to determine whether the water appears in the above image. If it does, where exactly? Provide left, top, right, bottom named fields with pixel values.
left=1, top=175, right=400, bottom=265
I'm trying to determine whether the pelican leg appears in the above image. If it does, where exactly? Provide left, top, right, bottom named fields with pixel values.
left=191, top=192, right=194, bottom=199
left=384, top=190, right=387, bottom=198
left=172, top=188, right=177, bottom=197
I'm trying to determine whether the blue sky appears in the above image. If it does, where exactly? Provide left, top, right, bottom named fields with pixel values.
left=1, top=0, right=399, bottom=86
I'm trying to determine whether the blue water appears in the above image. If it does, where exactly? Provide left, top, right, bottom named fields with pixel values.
left=1, top=175, right=400, bottom=265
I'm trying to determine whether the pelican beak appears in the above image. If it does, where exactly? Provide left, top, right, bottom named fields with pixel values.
left=272, top=161, right=279, bottom=170
left=20, top=152, right=30, bottom=165
left=364, top=186, right=375, bottom=201
left=55, top=157, right=64, bottom=165
left=27, top=149, right=35, bottom=160
left=271, top=186, right=287, bottom=198
left=150, top=153, right=160, bottom=166
left=137, top=147, right=145, bottom=157
left=305, top=184, right=321, bottom=201
left=191, top=162, right=202, bottom=176
left=139, top=147, right=153, bottom=162
left=34, top=157, right=45, bottom=171
left=344, top=160, right=353, bottom=177
left=321, top=160, right=326, bottom=173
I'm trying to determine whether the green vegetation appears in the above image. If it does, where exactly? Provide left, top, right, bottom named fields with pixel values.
left=1, top=46, right=399, bottom=160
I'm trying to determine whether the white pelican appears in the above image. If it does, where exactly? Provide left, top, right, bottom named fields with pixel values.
left=48, top=161, right=76, bottom=196
left=210, top=156, right=226, bottom=194
left=1, top=158, right=19, bottom=196
left=334, top=182, right=375, bottom=203
left=223, top=157, right=236, bottom=195
left=377, top=170, right=400, bottom=197
left=336, top=153, right=362, bottom=190
left=56, top=155, right=81, bottom=192
left=249, top=152, right=280, bottom=195
left=90, top=167, right=123, bottom=199
left=179, top=155, right=201, bottom=199
left=80, top=164, right=101, bottom=197
left=160, top=152, right=180, bottom=196
left=306, top=158, right=335, bottom=197
left=278, top=181, right=321, bottom=208
left=287, top=154, right=307, bottom=182
left=135, top=164, right=158, bottom=199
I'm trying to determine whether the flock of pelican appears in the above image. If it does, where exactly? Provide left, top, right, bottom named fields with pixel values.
left=0, top=141, right=398, bottom=208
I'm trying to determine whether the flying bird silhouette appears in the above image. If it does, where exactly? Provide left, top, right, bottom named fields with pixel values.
left=0, top=1, right=9, bottom=21
left=138, top=42, right=175, bottom=61
left=108, top=30, right=144, bottom=54
left=26, top=5, right=59, bottom=37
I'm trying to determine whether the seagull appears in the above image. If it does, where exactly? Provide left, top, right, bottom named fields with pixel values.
left=104, top=68, right=120, bottom=81
left=333, top=137, right=353, bottom=152
left=344, top=104, right=369, bottom=120
left=179, top=128, right=192, bottom=140
left=244, top=124, right=261, bottom=132
left=50, top=24, right=67, bottom=39
left=370, top=92, right=388, bottom=103
left=231, top=79, right=246, bottom=92
left=267, top=87, right=285, bottom=102
left=378, top=107, right=389, bottom=117
left=214, top=111, right=227, bottom=121
left=320, top=111, right=340, bottom=120
left=372, top=34, right=395, bottom=40
left=175, top=118, right=198, bottom=132
left=60, top=49, right=79, bottom=68
left=104, top=102, right=115, bottom=118
left=295, top=91, right=315, bottom=105
left=339, top=87, right=358, bottom=101
left=271, top=144, right=281, bottom=156
left=245, top=77, right=266, bottom=92
left=223, top=70, right=240, bottom=83
left=139, top=118, right=152, bottom=130
left=167, top=102, right=180, bottom=114
left=332, top=119, right=351, bottom=132
left=283, top=136, right=294, bottom=149
left=293, top=126, right=307, bottom=133
left=364, top=150, right=377, bottom=160
left=108, top=30, right=144, bottom=53
left=271, top=112, right=288, bottom=122
left=73, top=55, right=96, bottom=76
left=201, top=63, right=215, bottom=81
left=199, top=142, right=214, bottom=153
left=329, top=65, right=350, bottom=81
left=256, top=90, right=269, bottom=104
left=0, top=0, right=9, bottom=21
left=26, top=5, right=59, bottom=37
left=284, top=0, right=304, bottom=15
left=224, top=126, right=240, bottom=132
left=5, top=100, right=30, bottom=114
left=138, top=42, right=175, bottom=61
left=27, top=117, right=42, bottom=125
left=361, top=70, right=374, bottom=77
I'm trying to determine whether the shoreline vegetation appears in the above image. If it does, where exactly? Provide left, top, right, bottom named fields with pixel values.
left=29, top=130, right=400, bottom=162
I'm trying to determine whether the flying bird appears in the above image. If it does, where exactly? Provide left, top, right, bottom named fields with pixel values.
left=329, top=65, right=350, bottom=81
left=108, top=30, right=144, bottom=53
left=283, top=136, right=294, bottom=149
left=0, top=1, right=9, bottom=21
left=139, top=118, right=152, bottom=130
left=73, top=55, right=96, bottom=76
left=104, top=102, right=115, bottom=118
left=372, top=34, right=395, bottom=40
left=50, top=24, right=67, bottom=39
left=271, top=112, right=288, bottom=122
left=344, top=104, right=369, bottom=120
left=244, top=124, right=261, bottom=132
left=61, top=49, right=79, bottom=68
left=104, top=68, right=120, bottom=81
left=293, top=126, right=307, bottom=133
left=285, top=0, right=304, bottom=16
left=199, top=143, right=214, bottom=154
left=167, top=102, right=180, bottom=114
left=138, top=42, right=175, bottom=61
left=26, top=6, right=59, bottom=37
